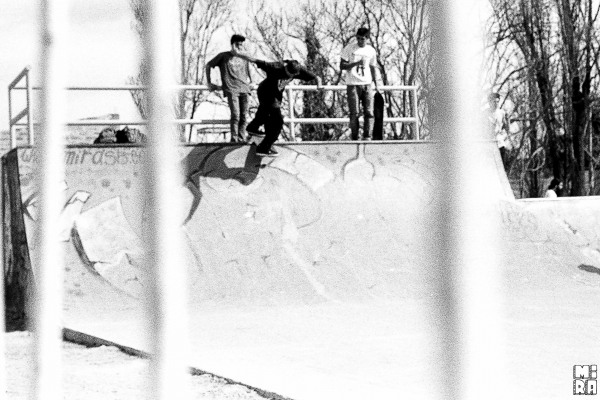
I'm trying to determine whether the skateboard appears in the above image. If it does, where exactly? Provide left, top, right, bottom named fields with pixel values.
left=372, top=91, right=384, bottom=140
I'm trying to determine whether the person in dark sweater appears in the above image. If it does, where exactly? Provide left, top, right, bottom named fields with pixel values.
left=236, top=55, right=323, bottom=156
left=205, top=34, right=253, bottom=143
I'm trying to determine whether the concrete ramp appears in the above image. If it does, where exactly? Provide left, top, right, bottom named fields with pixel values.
left=3, top=142, right=600, bottom=399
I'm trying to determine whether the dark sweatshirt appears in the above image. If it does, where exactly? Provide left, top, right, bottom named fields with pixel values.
left=255, top=60, right=317, bottom=108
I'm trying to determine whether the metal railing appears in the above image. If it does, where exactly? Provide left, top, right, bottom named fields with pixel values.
left=8, top=66, right=34, bottom=147
left=8, top=81, right=420, bottom=146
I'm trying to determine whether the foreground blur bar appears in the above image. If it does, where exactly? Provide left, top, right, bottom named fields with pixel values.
left=31, top=0, right=68, bottom=398
left=430, top=0, right=507, bottom=399
left=141, top=1, right=191, bottom=399
left=0, top=187, right=4, bottom=400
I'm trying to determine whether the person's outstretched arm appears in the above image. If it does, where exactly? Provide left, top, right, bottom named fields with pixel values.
left=296, top=67, right=323, bottom=90
left=234, top=52, right=260, bottom=64
left=205, top=54, right=222, bottom=91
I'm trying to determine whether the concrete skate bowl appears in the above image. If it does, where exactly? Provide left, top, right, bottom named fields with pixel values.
left=3, top=141, right=600, bottom=399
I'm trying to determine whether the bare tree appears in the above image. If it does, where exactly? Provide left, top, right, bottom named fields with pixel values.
left=487, top=0, right=600, bottom=197
left=129, top=0, right=234, bottom=140
left=245, top=0, right=432, bottom=140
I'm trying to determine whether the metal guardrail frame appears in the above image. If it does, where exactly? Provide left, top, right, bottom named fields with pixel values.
left=7, top=66, right=34, bottom=147
left=9, top=82, right=420, bottom=146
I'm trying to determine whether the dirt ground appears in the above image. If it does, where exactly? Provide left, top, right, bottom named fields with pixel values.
left=4, top=331, right=270, bottom=400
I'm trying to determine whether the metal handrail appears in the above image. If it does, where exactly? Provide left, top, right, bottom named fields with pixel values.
left=7, top=66, right=34, bottom=147
left=9, top=78, right=420, bottom=145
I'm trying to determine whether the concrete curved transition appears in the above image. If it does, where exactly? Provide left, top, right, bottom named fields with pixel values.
left=3, top=142, right=600, bottom=399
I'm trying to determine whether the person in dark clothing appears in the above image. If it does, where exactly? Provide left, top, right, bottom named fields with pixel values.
left=205, top=34, right=253, bottom=143
left=236, top=56, right=322, bottom=156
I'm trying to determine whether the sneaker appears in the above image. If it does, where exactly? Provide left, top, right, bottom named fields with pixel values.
left=256, top=147, right=279, bottom=157
left=247, top=128, right=265, bottom=137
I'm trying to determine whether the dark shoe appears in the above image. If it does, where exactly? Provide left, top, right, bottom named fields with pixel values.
left=256, top=147, right=279, bottom=157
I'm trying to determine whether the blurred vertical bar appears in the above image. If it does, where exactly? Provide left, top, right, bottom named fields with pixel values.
left=1, top=174, right=5, bottom=400
left=31, top=0, right=67, bottom=398
left=141, top=1, right=191, bottom=399
left=430, top=0, right=507, bottom=399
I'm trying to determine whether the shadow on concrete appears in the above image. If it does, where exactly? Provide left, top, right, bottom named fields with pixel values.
left=180, top=144, right=262, bottom=225
left=578, top=264, right=600, bottom=275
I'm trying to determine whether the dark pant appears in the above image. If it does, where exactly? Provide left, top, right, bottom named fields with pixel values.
left=226, top=92, right=249, bottom=142
left=247, top=104, right=284, bottom=151
left=499, top=146, right=508, bottom=169
left=347, top=84, right=373, bottom=140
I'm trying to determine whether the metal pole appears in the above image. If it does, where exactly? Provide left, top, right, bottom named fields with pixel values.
left=142, top=1, right=191, bottom=399
left=26, top=70, right=34, bottom=145
left=590, top=106, right=594, bottom=194
left=8, top=83, right=15, bottom=149
left=31, top=0, right=67, bottom=398
left=287, top=87, right=296, bottom=141
left=412, top=87, right=420, bottom=140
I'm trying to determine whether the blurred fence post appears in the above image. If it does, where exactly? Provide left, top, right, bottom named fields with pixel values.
left=141, top=1, right=191, bottom=399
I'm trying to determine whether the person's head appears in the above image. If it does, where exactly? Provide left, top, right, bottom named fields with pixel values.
left=548, top=178, right=561, bottom=190
left=488, top=92, right=500, bottom=108
left=284, top=60, right=301, bottom=77
left=355, top=27, right=370, bottom=47
left=231, top=34, right=246, bottom=53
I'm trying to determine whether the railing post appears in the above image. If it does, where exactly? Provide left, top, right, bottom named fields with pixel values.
left=287, top=86, right=296, bottom=141
left=8, top=84, right=15, bottom=149
left=412, top=87, right=419, bottom=140
left=27, top=70, right=34, bottom=145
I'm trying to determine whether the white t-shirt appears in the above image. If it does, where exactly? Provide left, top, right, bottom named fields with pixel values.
left=340, top=42, right=377, bottom=85
left=544, top=189, right=557, bottom=198
left=491, top=108, right=508, bottom=148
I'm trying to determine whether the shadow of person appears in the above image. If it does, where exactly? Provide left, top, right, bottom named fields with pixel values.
left=180, top=144, right=262, bottom=225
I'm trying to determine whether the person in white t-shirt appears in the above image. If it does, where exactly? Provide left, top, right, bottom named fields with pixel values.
left=544, top=178, right=563, bottom=198
left=488, top=92, right=509, bottom=168
left=340, top=27, right=379, bottom=140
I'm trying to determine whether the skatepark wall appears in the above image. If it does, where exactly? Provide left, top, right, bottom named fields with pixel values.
left=4, top=141, right=600, bottom=399
left=2, top=140, right=513, bottom=329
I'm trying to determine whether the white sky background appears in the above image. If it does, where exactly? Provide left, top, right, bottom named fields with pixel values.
left=0, top=0, right=277, bottom=131
left=0, top=0, right=142, bottom=131
left=0, top=0, right=489, bottom=132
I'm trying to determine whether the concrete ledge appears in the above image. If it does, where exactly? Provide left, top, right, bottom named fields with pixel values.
left=62, top=328, right=293, bottom=400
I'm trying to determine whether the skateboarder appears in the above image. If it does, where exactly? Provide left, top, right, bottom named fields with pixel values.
left=236, top=55, right=323, bottom=157
left=340, top=27, right=380, bottom=140
left=205, top=34, right=253, bottom=143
